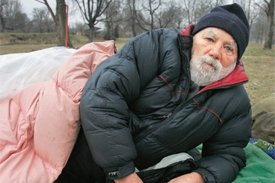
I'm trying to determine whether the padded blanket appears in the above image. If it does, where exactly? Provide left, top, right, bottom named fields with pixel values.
left=233, top=142, right=275, bottom=183
left=0, top=41, right=115, bottom=183
left=197, top=141, right=275, bottom=183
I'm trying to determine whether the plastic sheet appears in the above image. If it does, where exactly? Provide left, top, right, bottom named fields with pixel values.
left=0, top=47, right=76, bottom=102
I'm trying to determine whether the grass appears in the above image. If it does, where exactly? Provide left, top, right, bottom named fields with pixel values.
left=0, top=33, right=125, bottom=54
left=0, top=33, right=89, bottom=54
left=115, top=37, right=131, bottom=50
left=242, top=42, right=275, bottom=105
left=0, top=33, right=274, bottom=105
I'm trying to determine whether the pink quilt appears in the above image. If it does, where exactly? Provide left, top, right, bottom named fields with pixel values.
left=0, top=41, right=115, bottom=182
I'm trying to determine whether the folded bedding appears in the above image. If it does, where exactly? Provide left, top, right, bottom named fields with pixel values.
left=0, top=41, right=116, bottom=183
left=233, top=142, right=275, bottom=183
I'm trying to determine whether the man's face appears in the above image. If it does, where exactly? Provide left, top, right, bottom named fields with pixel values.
left=190, top=27, right=238, bottom=86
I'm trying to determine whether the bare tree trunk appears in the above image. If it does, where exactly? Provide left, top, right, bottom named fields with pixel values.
left=37, top=0, right=73, bottom=47
left=264, top=0, right=274, bottom=49
left=247, top=0, right=251, bottom=25
left=127, top=0, right=137, bottom=36
left=88, top=26, right=95, bottom=42
left=0, top=2, right=6, bottom=32
left=56, top=0, right=65, bottom=46
left=56, top=0, right=73, bottom=47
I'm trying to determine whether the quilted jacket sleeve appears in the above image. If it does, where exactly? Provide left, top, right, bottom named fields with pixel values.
left=80, top=28, right=180, bottom=180
left=195, top=89, right=252, bottom=183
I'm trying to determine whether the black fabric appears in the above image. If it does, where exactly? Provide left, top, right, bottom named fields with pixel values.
left=137, top=159, right=197, bottom=183
left=54, top=127, right=105, bottom=183
left=192, top=3, right=249, bottom=60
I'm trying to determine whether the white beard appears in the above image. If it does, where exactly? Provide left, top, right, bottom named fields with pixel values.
left=190, top=55, right=236, bottom=86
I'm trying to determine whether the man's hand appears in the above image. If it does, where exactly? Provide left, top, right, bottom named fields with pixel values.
left=114, top=172, right=143, bottom=183
left=168, top=172, right=205, bottom=183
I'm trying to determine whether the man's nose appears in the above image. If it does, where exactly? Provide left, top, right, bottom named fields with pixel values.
left=208, top=45, right=221, bottom=60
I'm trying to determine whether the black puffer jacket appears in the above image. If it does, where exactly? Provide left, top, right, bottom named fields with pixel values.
left=80, top=25, right=251, bottom=183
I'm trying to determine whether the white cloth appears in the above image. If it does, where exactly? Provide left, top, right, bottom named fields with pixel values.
left=136, top=152, right=194, bottom=172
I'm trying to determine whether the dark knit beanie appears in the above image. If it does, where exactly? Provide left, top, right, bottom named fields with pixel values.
left=192, top=3, right=250, bottom=60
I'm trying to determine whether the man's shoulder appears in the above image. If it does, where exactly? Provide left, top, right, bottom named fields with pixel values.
left=131, top=28, right=179, bottom=41
left=217, top=84, right=251, bottom=113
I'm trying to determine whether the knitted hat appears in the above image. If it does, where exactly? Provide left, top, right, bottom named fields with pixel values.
left=192, top=3, right=250, bottom=60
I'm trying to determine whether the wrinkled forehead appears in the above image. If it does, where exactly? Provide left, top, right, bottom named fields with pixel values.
left=198, top=27, right=238, bottom=47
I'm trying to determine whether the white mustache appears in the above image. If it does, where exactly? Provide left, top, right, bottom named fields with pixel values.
left=199, top=56, right=222, bottom=71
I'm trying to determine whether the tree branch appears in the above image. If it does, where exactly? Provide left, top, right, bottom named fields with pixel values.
left=254, top=1, right=268, bottom=16
left=35, top=0, right=57, bottom=24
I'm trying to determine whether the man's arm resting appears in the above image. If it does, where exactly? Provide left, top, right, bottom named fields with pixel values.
left=114, top=173, right=143, bottom=183
left=168, top=172, right=205, bottom=183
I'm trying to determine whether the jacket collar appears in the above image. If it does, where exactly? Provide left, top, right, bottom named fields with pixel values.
left=198, top=61, right=249, bottom=93
left=179, top=24, right=196, bottom=36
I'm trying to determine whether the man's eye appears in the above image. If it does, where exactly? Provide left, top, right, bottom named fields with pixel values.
left=206, top=38, right=214, bottom=42
left=225, top=46, right=233, bottom=52
left=224, top=46, right=234, bottom=55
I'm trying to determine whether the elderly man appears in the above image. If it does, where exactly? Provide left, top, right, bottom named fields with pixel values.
left=56, top=3, right=251, bottom=183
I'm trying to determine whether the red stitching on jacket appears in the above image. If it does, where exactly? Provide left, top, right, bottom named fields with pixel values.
left=174, top=90, right=186, bottom=95
left=159, top=75, right=186, bottom=95
left=159, top=75, right=173, bottom=90
left=193, top=99, right=223, bottom=123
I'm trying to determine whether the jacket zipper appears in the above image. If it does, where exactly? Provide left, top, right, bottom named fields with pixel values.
left=152, top=112, right=172, bottom=120
left=133, top=94, right=199, bottom=144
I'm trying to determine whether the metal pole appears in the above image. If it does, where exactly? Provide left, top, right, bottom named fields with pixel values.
left=65, top=4, right=69, bottom=47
